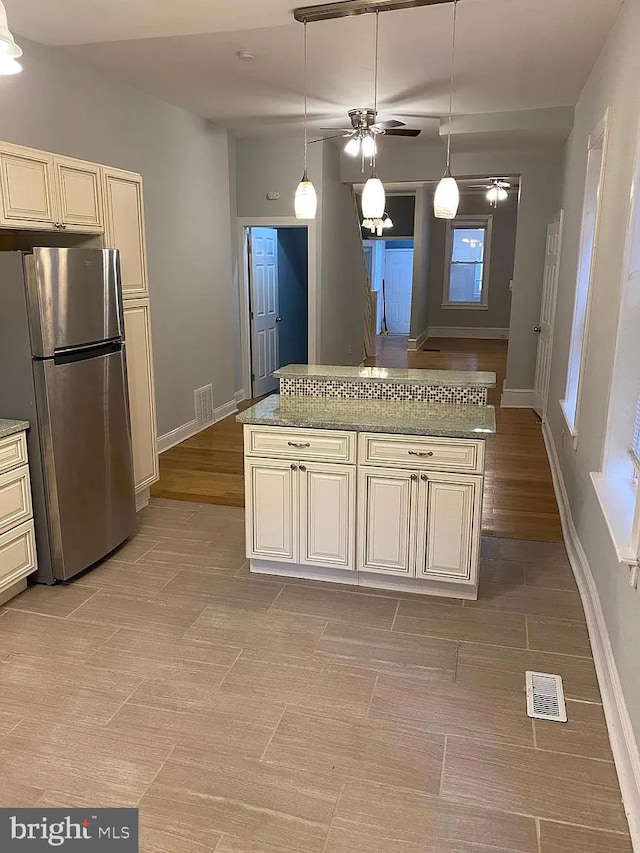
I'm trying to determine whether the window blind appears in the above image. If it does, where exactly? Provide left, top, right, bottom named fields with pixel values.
left=632, top=392, right=640, bottom=469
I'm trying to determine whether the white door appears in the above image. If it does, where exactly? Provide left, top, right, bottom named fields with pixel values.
left=300, top=463, right=356, bottom=571
left=416, top=473, right=481, bottom=582
left=245, top=459, right=296, bottom=563
left=383, top=249, right=413, bottom=335
left=250, top=227, right=280, bottom=397
left=533, top=212, right=564, bottom=419
left=358, top=467, right=416, bottom=575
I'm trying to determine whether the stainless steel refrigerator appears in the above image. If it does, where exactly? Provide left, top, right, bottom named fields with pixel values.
left=0, top=248, right=136, bottom=583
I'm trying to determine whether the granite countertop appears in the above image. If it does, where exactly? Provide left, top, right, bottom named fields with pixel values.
left=237, top=395, right=496, bottom=439
left=0, top=418, right=29, bottom=439
left=274, top=364, right=497, bottom=389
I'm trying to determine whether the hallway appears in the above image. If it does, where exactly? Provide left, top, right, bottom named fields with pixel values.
left=153, top=337, right=562, bottom=542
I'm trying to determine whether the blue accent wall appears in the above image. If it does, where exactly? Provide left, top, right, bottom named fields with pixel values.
left=277, top=228, right=309, bottom=367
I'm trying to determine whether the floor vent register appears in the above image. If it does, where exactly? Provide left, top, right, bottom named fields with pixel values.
left=526, top=671, right=567, bottom=723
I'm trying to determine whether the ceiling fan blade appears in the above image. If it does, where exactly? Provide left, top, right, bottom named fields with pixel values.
left=385, top=128, right=422, bottom=137
left=319, top=127, right=354, bottom=133
left=371, top=119, right=406, bottom=131
left=309, top=134, right=350, bottom=144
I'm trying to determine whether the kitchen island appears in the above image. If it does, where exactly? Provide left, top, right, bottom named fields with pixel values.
left=238, top=365, right=496, bottom=599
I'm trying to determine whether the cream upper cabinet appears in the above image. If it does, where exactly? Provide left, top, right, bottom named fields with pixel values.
left=0, top=145, right=57, bottom=229
left=123, top=299, right=159, bottom=492
left=54, top=156, right=103, bottom=233
left=103, top=168, right=149, bottom=298
left=416, top=472, right=481, bottom=582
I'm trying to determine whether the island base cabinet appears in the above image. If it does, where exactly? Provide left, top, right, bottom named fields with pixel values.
left=358, top=468, right=415, bottom=575
left=245, top=459, right=356, bottom=570
left=417, top=473, right=482, bottom=583
left=123, top=299, right=159, bottom=495
left=245, top=460, right=297, bottom=563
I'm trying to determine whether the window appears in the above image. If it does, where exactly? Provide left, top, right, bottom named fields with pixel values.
left=561, top=111, right=609, bottom=440
left=443, top=216, right=492, bottom=309
left=591, top=111, right=639, bottom=565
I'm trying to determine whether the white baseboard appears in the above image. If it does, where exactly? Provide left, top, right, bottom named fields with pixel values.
left=135, top=487, right=150, bottom=512
left=235, top=389, right=248, bottom=404
left=408, top=329, right=429, bottom=352
left=501, top=388, right=535, bottom=408
left=543, top=422, right=640, bottom=849
left=428, top=326, right=510, bottom=340
left=157, top=398, right=239, bottom=454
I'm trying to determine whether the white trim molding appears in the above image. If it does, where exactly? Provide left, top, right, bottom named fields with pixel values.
left=428, top=326, right=509, bottom=340
left=157, top=398, right=239, bottom=454
left=500, top=388, right=535, bottom=408
left=235, top=389, right=248, bottom=405
left=408, top=328, right=430, bottom=352
left=543, top=422, right=640, bottom=848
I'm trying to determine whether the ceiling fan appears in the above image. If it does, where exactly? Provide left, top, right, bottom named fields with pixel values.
left=312, top=107, right=421, bottom=158
left=467, top=177, right=513, bottom=207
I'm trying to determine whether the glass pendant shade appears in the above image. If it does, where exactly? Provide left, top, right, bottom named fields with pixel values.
left=361, top=134, right=377, bottom=159
left=295, top=172, right=317, bottom=220
left=383, top=215, right=393, bottom=229
left=345, top=137, right=361, bottom=157
left=434, top=174, right=460, bottom=219
left=362, top=177, right=385, bottom=220
left=0, top=1, right=22, bottom=75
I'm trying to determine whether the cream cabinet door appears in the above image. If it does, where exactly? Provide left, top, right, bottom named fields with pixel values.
left=54, top=157, right=103, bottom=233
left=0, top=147, right=57, bottom=229
left=245, top=460, right=297, bottom=563
left=358, top=467, right=416, bottom=575
left=416, top=473, right=482, bottom=582
left=300, top=463, right=356, bottom=570
left=103, top=168, right=149, bottom=298
left=123, top=299, right=158, bottom=492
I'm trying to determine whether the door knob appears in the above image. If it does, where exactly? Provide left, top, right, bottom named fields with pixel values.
left=534, top=326, right=542, bottom=333
left=275, top=316, right=283, bottom=323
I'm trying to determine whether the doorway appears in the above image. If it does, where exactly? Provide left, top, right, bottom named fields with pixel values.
left=364, top=239, right=414, bottom=335
left=245, top=225, right=310, bottom=397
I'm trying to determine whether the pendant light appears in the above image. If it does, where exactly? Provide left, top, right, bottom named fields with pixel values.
left=362, top=12, right=385, bottom=221
left=295, top=20, right=317, bottom=220
left=434, top=0, right=460, bottom=219
left=0, top=1, right=22, bottom=75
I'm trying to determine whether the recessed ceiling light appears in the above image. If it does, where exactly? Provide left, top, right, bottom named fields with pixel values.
left=236, top=50, right=255, bottom=62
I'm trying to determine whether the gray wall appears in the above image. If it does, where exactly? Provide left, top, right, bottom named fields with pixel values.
left=342, top=143, right=564, bottom=391
left=409, top=186, right=431, bottom=342
left=546, top=0, right=640, bottom=743
left=277, top=228, right=308, bottom=367
left=428, top=191, right=518, bottom=330
left=0, top=37, right=236, bottom=438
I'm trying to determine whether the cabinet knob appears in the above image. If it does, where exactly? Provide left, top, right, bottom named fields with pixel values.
left=410, top=473, right=418, bottom=481
left=534, top=326, right=542, bottom=333
left=421, top=474, right=428, bottom=481
left=299, top=464, right=307, bottom=471
left=290, top=464, right=297, bottom=471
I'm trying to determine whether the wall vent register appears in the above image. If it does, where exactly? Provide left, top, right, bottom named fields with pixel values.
left=194, top=384, right=214, bottom=427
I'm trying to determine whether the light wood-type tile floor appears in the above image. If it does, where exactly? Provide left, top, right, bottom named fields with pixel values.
left=152, top=337, right=563, bottom=542
left=0, top=499, right=632, bottom=851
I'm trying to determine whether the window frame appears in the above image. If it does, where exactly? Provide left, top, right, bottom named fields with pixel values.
left=560, top=109, right=610, bottom=445
left=590, top=109, right=640, bottom=566
left=442, top=215, right=493, bottom=310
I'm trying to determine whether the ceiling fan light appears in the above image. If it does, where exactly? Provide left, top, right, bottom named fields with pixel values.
left=361, top=134, right=377, bottom=159
left=383, top=214, right=393, bottom=229
left=295, top=172, right=317, bottom=220
left=434, top=175, right=459, bottom=219
left=362, top=177, right=385, bottom=220
left=345, top=137, right=361, bottom=157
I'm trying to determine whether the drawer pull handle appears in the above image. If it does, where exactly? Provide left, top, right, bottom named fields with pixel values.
left=408, top=450, right=434, bottom=457
left=288, top=441, right=311, bottom=448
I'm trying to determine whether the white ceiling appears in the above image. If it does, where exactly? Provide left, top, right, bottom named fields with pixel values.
left=5, top=0, right=623, bottom=137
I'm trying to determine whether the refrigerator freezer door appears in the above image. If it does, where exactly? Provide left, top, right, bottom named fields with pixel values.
left=26, top=248, right=123, bottom=357
left=34, top=347, right=135, bottom=580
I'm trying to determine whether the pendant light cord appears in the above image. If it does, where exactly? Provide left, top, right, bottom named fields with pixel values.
left=303, top=19, right=309, bottom=177
left=372, top=10, right=380, bottom=174
left=446, top=0, right=458, bottom=173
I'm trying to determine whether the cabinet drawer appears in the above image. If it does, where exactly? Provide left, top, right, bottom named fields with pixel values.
left=0, top=520, right=37, bottom=588
left=0, top=432, right=28, bottom=476
left=359, top=432, right=484, bottom=474
left=244, top=426, right=356, bottom=464
left=0, top=465, right=33, bottom=536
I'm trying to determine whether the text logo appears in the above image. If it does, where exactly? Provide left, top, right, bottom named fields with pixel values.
left=0, top=809, right=138, bottom=851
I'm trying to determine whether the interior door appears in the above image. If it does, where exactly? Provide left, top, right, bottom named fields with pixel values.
left=533, top=212, right=564, bottom=419
left=383, top=248, right=414, bottom=335
left=250, top=227, right=279, bottom=397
